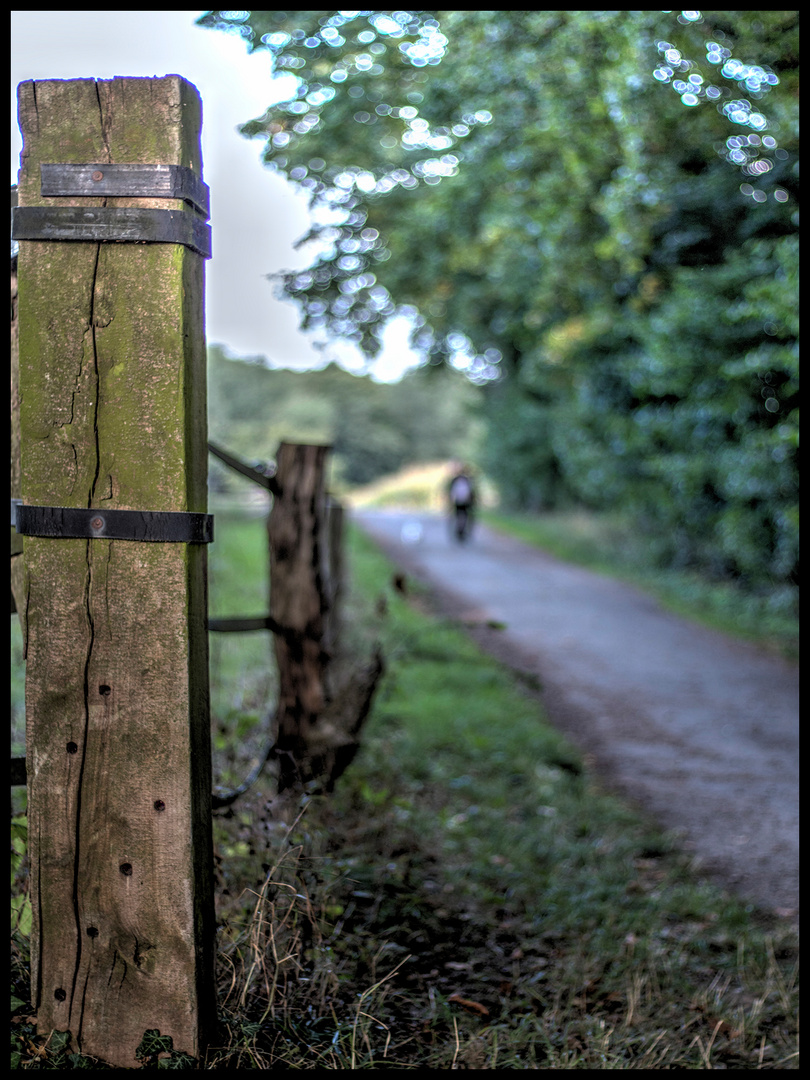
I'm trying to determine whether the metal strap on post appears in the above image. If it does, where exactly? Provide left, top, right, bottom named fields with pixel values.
left=39, top=163, right=210, bottom=215
left=12, top=206, right=211, bottom=258
left=14, top=504, right=213, bottom=543
left=11, top=162, right=211, bottom=258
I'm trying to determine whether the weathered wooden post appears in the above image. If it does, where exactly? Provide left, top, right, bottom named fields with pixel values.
left=11, top=203, right=25, bottom=627
left=268, top=442, right=332, bottom=791
left=323, top=495, right=344, bottom=654
left=14, top=77, right=215, bottom=1067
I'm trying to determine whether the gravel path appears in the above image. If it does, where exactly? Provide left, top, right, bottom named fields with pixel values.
left=354, top=509, right=799, bottom=920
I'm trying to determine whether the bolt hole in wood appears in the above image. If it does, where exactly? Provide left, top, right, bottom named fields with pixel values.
left=54, top=989, right=66, bottom=1002
left=153, top=800, right=166, bottom=812
left=119, top=864, right=133, bottom=877
left=99, top=685, right=111, bottom=696
left=86, top=927, right=99, bottom=938
left=66, top=742, right=78, bottom=754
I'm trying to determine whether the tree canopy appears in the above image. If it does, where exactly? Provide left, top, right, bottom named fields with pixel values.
left=198, top=10, right=798, bottom=599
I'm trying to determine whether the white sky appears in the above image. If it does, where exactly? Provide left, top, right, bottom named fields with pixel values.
left=10, top=9, right=422, bottom=381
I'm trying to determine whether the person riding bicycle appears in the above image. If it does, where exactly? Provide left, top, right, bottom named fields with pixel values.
left=447, top=463, right=476, bottom=542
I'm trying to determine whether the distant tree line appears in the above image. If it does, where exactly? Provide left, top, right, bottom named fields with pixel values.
left=199, top=10, right=798, bottom=600
left=207, top=344, right=481, bottom=490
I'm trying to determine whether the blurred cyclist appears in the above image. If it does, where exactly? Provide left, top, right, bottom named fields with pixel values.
left=447, top=463, right=476, bottom=542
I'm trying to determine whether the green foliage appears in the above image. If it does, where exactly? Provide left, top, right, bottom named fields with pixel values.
left=196, top=10, right=796, bottom=356
left=483, top=374, right=572, bottom=511
left=136, top=1030, right=197, bottom=1069
left=10, top=817, right=31, bottom=938
left=198, top=10, right=798, bottom=595
left=207, top=345, right=481, bottom=490
left=206, top=510, right=276, bottom=792
left=552, top=234, right=798, bottom=588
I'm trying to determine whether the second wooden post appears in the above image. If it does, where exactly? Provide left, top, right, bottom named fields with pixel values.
left=268, top=442, right=333, bottom=791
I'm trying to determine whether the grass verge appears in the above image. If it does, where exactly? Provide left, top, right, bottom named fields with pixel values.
left=11, top=514, right=798, bottom=1068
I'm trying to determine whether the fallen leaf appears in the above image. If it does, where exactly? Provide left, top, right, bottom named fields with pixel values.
left=448, top=994, right=490, bottom=1018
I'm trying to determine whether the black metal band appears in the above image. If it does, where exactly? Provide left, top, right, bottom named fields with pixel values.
left=15, top=505, right=213, bottom=544
left=40, top=163, right=210, bottom=218
left=11, top=206, right=211, bottom=259
left=209, top=615, right=274, bottom=633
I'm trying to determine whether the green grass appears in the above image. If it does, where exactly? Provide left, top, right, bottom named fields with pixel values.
left=206, top=505, right=277, bottom=794
left=12, top=510, right=799, bottom=1069
left=10, top=616, right=25, bottom=775
left=305, top=525, right=798, bottom=1068
left=482, top=507, right=799, bottom=661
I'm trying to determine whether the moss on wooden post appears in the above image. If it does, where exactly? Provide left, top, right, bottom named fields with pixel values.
left=17, top=77, right=214, bottom=1067
left=11, top=233, right=25, bottom=623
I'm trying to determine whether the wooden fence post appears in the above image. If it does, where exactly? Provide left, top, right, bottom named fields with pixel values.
left=268, top=443, right=381, bottom=794
left=323, top=496, right=344, bottom=654
left=16, top=77, right=215, bottom=1067
left=268, top=442, right=332, bottom=791
left=11, top=213, right=25, bottom=627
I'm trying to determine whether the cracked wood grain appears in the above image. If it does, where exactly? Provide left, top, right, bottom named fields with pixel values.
left=17, top=76, right=214, bottom=1068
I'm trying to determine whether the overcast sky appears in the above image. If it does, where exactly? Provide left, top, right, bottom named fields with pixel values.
left=11, top=9, right=421, bottom=381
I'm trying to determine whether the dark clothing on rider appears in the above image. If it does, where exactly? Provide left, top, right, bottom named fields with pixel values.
left=448, top=470, right=476, bottom=543
left=448, top=472, right=475, bottom=509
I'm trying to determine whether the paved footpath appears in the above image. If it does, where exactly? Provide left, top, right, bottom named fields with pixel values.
left=354, top=509, right=799, bottom=919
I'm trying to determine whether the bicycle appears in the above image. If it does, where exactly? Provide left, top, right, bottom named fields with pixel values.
left=452, top=502, right=473, bottom=542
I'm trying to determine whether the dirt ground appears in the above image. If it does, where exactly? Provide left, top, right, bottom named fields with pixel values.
left=354, top=510, right=799, bottom=925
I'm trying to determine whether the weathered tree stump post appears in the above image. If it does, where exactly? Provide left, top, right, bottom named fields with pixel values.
left=16, top=77, right=215, bottom=1067
left=323, top=495, right=344, bottom=654
left=268, top=442, right=332, bottom=791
